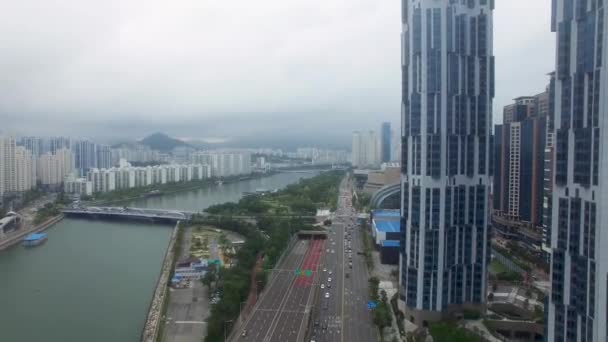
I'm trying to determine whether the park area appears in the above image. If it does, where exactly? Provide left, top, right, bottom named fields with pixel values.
left=187, top=225, right=239, bottom=267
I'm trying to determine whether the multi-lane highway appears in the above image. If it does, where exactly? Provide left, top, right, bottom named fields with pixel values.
left=236, top=236, right=326, bottom=342
left=268, top=238, right=324, bottom=342
left=341, top=179, right=376, bottom=342
left=233, top=175, right=376, bottom=342
left=310, top=176, right=376, bottom=342
left=311, top=214, right=345, bottom=342
left=236, top=239, right=308, bottom=342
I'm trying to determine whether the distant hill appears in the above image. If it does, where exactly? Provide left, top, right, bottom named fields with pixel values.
left=140, top=132, right=189, bottom=152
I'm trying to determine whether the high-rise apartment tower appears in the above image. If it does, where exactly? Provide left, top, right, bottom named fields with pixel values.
left=547, top=1, right=608, bottom=341
left=400, top=0, right=494, bottom=323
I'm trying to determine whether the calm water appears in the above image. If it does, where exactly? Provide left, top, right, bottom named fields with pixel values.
left=124, top=172, right=317, bottom=211
left=0, top=172, right=316, bottom=342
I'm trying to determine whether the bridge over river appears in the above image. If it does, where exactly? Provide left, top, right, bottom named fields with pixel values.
left=62, top=207, right=194, bottom=223
left=62, top=206, right=319, bottom=223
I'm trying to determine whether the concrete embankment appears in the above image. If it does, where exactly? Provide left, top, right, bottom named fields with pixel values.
left=141, top=221, right=180, bottom=342
left=0, top=215, right=64, bottom=251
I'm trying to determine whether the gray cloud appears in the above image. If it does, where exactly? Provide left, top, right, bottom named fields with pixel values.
left=1, top=0, right=553, bottom=143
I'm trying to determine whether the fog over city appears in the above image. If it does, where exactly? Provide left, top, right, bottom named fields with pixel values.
left=1, top=0, right=553, bottom=146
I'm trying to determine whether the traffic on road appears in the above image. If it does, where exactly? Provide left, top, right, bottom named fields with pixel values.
left=232, top=175, right=376, bottom=342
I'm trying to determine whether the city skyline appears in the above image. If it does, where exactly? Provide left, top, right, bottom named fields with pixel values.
left=3, top=1, right=606, bottom=341
left=1, top=0, right=552, bottom=144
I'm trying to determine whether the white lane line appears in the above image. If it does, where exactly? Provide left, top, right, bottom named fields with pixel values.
left=174, top=321, right=207, bottom=324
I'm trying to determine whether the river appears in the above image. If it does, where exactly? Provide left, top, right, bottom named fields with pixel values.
left=0, top=171, right=316, bottom=342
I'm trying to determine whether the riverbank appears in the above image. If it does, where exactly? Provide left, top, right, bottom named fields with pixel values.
left=88, top=171, right=281, bottom=207
left=141, top=222, right=180, bottom=342
left=0, top=173, right=316, bottom=342
left=0, top=214, right=63, bottom=251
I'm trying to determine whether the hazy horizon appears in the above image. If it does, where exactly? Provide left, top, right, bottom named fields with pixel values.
left=2, top=0, right=554, bottom=147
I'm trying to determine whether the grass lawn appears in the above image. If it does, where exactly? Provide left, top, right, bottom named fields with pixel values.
left=489, top=259, right=510, bottom=275
left=429, top=322, right=482, bottom=342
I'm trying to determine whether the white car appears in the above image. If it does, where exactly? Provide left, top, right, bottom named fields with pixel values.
left=323, top=268, right=327, bottom=272
left=328, top=277, right=332, bottom=282
left=329, top=271, right=333, bottom=275
left=321, top=284, right=325, bottom=289
left=326, top=249, right=330, bottom=253
left=325, top=292, right=330, bottom=298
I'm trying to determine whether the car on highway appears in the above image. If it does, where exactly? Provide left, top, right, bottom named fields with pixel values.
left=328, top=277, right=332, bottom=282
left=328, top=270, right=332, bottom=275
left=321, top=284, right=325, bottom=289
left=241, top=330, right=247, bottom=337
left=325, top=292, right=330, bottom=298
left=326, top=249, right=330, bottom=253
left=323, top=268, right=327, bottom=272
left=327, top=283, right=331, bottom=288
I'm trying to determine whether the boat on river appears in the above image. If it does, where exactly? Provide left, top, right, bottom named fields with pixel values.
left=143, top=190, right=164, bottom=198
left=22, top=232, right=48, bottom=247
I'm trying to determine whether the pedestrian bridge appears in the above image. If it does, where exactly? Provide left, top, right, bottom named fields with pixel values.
left=62, top=207, right=195, bottom=223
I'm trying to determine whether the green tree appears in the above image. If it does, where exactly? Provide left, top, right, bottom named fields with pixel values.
left=202, top=270, right=216, bottom=289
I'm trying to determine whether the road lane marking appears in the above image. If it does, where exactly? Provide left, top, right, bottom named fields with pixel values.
left=174, top=321, right=207, bottom=324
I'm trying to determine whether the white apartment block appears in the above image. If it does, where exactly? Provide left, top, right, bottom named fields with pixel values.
left=64, top=176, right=93, bottom=197
left=191, top=152, right=252, bottom=178
left=38, top=148, right=74, bottom=187
left=87, top=169, right=116, bottom=193
left=352, top=130, right=380, bottom=169
left=85, top=163, right=211, bottom=193
left=14, top=146, right=34, bottom=192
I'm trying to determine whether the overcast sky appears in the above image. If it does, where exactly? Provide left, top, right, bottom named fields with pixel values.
left=0, top=0, right=554, bottom=147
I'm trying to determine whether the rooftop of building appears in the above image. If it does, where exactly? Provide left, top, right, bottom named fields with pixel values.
left=372, top=209, right=400, bottom=219
left=381, top=240, right=400, bottom=247
left=513, top=96, right=535, bottom=101
left=373, top=219, right=400, bottom=233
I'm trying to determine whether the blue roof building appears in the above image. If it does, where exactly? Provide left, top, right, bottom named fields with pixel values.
left=371, top=209, right=400, bottom=220
left=371, top=216, right=401, bottom=246
left=381, top=240, right=400, bottom=248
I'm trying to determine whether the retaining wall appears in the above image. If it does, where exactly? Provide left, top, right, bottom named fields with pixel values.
left=140, top=221, right=180, bottom=342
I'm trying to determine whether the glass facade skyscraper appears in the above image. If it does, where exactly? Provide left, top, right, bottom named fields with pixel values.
left=547, top=1, right=607, bottom=341
left=381, top=122, right=392, bottom=163
left=399, top=0, right=494, bottom=324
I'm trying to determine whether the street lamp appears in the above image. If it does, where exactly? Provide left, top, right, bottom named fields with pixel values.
left=224, top=320, right=233, bottom=342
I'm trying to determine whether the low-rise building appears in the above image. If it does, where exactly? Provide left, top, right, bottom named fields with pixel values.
left=172, top=257, right=209, bottom=283
left=370, top=210, right=401, bottom=266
